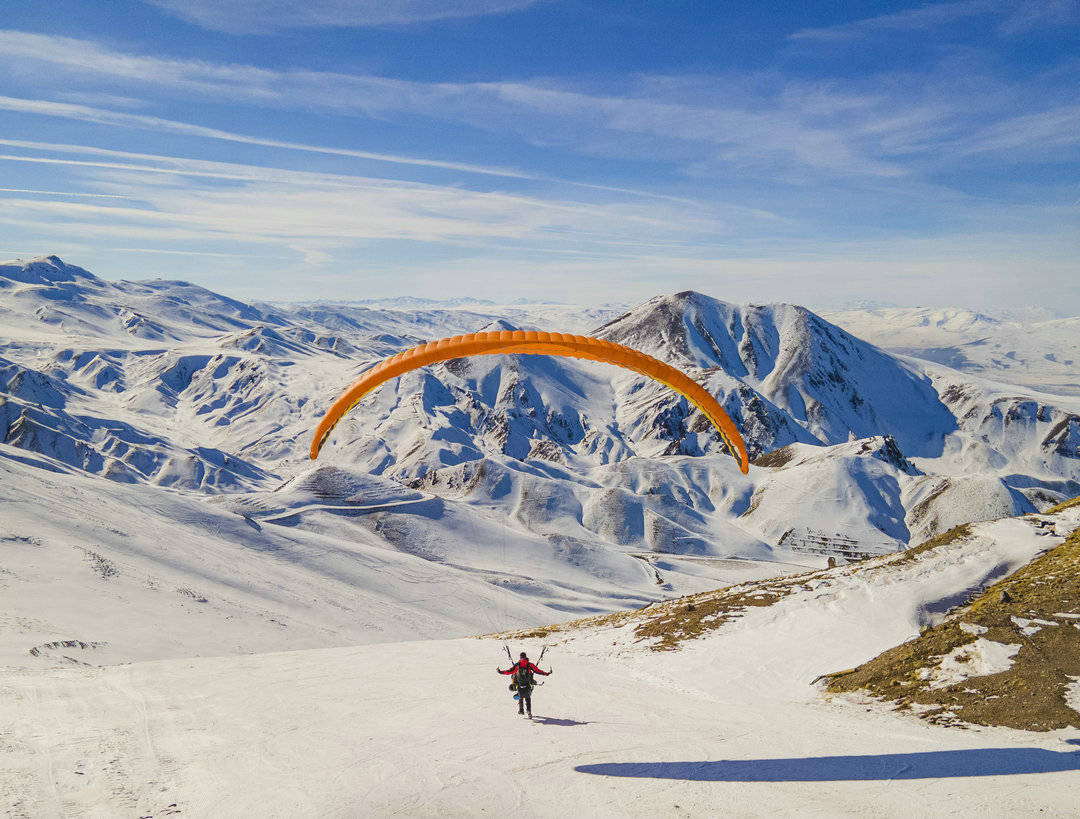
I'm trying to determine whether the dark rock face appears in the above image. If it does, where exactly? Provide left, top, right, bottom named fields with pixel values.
left=1043, top=415, right=1080, bottom=458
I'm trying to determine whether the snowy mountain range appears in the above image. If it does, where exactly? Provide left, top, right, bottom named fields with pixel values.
left=2, top=255, right=1079, bottom=667
left=823, top=306, right=1080, bottom=397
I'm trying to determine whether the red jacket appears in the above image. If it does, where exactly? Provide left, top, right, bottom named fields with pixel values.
left=500, top=659, right=549, bottom=676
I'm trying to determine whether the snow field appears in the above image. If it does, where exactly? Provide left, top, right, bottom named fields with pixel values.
left=3, top=633, right=1079, bottom=818
left=0, top=445, right=801, bottom=670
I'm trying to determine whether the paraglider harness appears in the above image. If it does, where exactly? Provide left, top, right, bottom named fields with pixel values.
left=510, top=665, right=535, bottom=693
left=505, top=645, right=546, bottom=695
left=509, top=669, right=535, bottom=695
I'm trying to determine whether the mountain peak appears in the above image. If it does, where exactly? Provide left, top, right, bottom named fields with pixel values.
left=478, top=318, right=521, bottom=333
left=594, top=291, right=957, bottom=456
left=0, top=255, right=101, bottom=287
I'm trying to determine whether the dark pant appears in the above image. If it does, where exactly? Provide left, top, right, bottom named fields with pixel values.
left=517, top=687, right=532, bottom=714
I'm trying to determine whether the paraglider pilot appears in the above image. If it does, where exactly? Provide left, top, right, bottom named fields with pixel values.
left=498, top=652, right=551, bottom=718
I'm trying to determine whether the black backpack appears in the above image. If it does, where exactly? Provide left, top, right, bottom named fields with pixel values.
left=512, top=664, right=535, bottom=690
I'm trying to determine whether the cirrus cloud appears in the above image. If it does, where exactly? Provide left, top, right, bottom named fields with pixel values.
left=140, top=0, right=543, bottom=34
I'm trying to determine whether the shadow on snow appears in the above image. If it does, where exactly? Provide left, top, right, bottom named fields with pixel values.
left=531, top=716, right=591, bottom=727
left=575, top=744, right=1080, bottom=782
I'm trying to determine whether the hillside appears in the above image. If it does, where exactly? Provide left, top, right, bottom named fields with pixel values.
left=827, top=518, right=1080, bottom=731
left=4, top=257, right=1080, bottom=814
left=3, top=501, right=1078, bottom=815
left=596, top=293, right=956, bottom=458
left=3, top=255, right=1080, bottom=666
left=824, top=306, right=1080, bottom=397
left=499, top=499, right=1080, bottom=733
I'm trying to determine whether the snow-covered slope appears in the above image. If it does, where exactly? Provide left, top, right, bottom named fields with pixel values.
left=827, top=514, right=1080, bottom=731
left=4, top=255, right=1080, bottom=814
left=3, top=504, right=1078, bottom=816
left=0, top=443, right=802, bottom=670
left=2, top=254, right=1080, bottom=661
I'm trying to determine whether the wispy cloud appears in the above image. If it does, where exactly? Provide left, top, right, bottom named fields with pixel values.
left=0, top=16, right=1075, bottom=310
left=0, top=94, right=708, bottom=206
left=0, top=187, right=136, bottom=199
left=946, top=105, right=1080, bottom=158
left=296, top=229, right=1080, bottom=308
left=0, top=28, right=479, bottom=119
left=791, top=0, right=996, bottom=40
left=140, top=0, right=542, bottom=34
left=4, top=28, right=1073, bottom=186
left=0, top=31, right=910, bottom=180
left=0, top=137, right=753, bottom=224
left=995, top=0, right=1080, bottom=34
left=790, top=0, right=1079, bottom=41
left=106, top=247, right=269, bottom=257
left=0, top=141, right=759, bottom=264
left=480, top=80, right=905, bottom=177
left=0, top=92, right=534, bottom=181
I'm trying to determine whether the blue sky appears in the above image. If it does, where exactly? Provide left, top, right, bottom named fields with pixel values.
left=0, top=0, right=1077, bottom=312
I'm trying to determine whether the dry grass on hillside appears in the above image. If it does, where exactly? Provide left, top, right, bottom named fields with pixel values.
left=497, top=524, right=979, bottom=652
left=826, top=527, right=1080, bottom=731
left=1046, top=495, right=1080, bottom=514
left=497, top=565, right=834, bottom=651
left=886, top=523, right=972, bottom=565
left=497, top=512, right=1080, bottom=731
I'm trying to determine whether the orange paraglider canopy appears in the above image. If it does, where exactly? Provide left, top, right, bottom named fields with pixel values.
left=310, top=330, right=749, bottom=473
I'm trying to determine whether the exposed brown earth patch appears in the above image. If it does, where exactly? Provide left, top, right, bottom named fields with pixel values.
left=826, top=527, right=1080, bottom=731
left=751, top=445, right=797, bottom=469
left=887, top=523, right=972, bottom=566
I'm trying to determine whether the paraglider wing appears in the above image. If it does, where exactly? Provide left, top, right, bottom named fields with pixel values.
left=310, top=330, right=749, bottom=473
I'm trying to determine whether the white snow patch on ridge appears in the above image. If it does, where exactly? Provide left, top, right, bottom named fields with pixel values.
left=1067, top=676, right=1080, bottom=714
left=921, top=639, right=1021, bottom=690
left=1010, top=616, right=1059, bottom=636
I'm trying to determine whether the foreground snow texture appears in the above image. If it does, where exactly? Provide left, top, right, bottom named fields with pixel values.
left=4, top=512, right=1080, bottom=816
